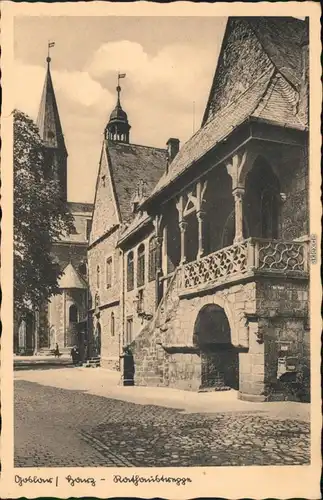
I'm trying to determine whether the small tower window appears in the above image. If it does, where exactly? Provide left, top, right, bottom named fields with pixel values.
left=137, top=243, right=145, bottom=287
left=106, top=257, right=113, bottom=288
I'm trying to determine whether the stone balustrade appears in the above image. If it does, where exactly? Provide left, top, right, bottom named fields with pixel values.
left=179, top=238, right=309, bottom=293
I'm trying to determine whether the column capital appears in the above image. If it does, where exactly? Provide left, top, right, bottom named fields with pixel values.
left=196, top=210, right=206, bottom=221
left=155, top=235, right=163, bottom=247
left=179, top=220, right=188, bottom=233
left=232, top=186, right=245, bottom=199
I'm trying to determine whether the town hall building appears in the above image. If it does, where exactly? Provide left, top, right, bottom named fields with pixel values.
left=88, top=17, right=310, bottom=401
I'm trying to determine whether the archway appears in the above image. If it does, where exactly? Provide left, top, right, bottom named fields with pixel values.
left=193, top=304, right=239, bottom=390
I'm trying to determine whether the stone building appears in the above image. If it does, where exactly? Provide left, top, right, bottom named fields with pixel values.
left=15, top=55, right=93, bottom=355
left=89, top=16, right=310, bottom=401
left=87, top=83, right=167, bottom=368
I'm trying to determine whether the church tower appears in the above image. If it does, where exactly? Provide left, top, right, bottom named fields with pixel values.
left=105, top=77, right=131, bottom=143
left=37, top=53, right=68, bottom=201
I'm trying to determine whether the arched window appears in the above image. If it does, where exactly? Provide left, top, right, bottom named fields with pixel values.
left=69, top=304, right=78, bottom=323
left=96, top=265, right=100, bottom=289
left=148, top=237, right=157, bottom=282
left=111, top=312, right=115, bottom=337
left=127, top=252, right=134, bottom=291
left=137, top=244, right=145, bottom=287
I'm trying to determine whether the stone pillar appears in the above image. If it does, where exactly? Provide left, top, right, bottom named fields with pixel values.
left=196, top=210, right=205, bottom=260
left=179, top=221, right=188, bottom=265
left=239, top=318, right=265, bottom=402
left=233, top=187, right=245, bottom=243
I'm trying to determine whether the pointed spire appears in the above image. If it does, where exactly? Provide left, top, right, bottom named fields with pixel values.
left=37, top=45, right=68, bottom=202
left=37, top=49, right=67, bottom=153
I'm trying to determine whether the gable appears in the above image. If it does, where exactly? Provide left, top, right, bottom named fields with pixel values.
left=90, top=144, right=120, bottom=245
left=202, top=18, right=273, bottom=125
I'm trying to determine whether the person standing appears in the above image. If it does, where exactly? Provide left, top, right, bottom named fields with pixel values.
left=54, top=343, right=60, bottom=358
left=120, top=346, right=135, bottom=386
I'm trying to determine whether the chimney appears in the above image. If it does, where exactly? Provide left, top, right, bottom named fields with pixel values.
left=166, top=138, right=180, bottom=163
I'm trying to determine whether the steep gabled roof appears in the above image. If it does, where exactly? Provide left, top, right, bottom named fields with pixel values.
left=247, top=16, right=306, bottom=89
left=202, top=16, right=307, bottom=126
left=58, top=263, right=87, bottom=289
left=146, top=67, right=306, bottom=202
left=106, top=141, right=167, bottom=223
left=149, top=69, right=273, bottom=198
left=37, top=59, right=67, bottom=153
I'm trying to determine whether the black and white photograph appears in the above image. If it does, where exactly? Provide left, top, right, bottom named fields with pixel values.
left=1, top=2, right=321, bottom=499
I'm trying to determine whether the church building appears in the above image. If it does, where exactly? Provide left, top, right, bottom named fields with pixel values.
left=15, top=54, right=93, bottom=355
left=89, top=16, right=310, bottom=402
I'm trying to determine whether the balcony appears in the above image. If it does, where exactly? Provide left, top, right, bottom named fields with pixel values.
left=178, top=238, right=309, bottom=296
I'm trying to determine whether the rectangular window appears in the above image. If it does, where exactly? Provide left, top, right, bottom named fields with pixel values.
left=126, top=316, right=133, bottom=345
left=106, top=257, right=112, bottom=288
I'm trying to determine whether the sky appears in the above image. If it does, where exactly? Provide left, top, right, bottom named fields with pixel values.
left=14, top=16, right=227, bottom=203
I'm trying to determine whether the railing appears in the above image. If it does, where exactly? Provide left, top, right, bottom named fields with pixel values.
left=179, top=238, right=308, bottom=292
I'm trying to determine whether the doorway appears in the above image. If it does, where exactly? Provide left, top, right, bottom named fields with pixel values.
left=193, top=304, right=239, bottom=390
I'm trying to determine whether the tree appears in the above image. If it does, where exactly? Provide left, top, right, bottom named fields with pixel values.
left=14, top=109, right=74, bottom=320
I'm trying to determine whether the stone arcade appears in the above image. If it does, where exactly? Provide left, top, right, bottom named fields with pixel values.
left=88, top=17, right=310, bottom=401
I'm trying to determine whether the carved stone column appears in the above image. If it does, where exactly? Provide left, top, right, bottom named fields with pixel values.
left=233, top=187, right=245, bottom=243
left=179, top=220, right=188, bottom=265
left=196, top=210, right=206, bottom=260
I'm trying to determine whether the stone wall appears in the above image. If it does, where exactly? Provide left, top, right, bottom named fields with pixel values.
left=48, top=294, right=64, bottom=349
left=90, top=145, right=119, bottom=245
left=279, top=145, right=308, bottom=240
left=88, top=230, right=122, bottom=367
left=95, top=304, right=121, bottom=370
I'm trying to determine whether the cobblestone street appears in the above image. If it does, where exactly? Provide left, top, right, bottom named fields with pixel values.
left=15, top=367, right=310, bottom=467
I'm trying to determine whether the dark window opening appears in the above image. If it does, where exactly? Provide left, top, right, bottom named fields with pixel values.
left=148, top=237, right=157, bottom=281
left=127, top=252, right=134, bottom=291
left=137, top=244, right=145, bottom=287
left=69, top=304, right=78, bottom=323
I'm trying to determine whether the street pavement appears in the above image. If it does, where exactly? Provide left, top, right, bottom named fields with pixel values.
left=15, top=366, right=310, bottom=467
